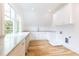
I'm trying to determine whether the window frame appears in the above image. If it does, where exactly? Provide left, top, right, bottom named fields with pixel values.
left=4, top=3, right=20, bottom=34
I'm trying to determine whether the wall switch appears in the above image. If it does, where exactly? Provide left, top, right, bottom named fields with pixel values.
left=69, top=36, right=71, bottom=38
left=59, top=31, right=63, bottom=34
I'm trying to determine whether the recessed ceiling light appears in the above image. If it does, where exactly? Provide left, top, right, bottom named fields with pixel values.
left=48, top=9, right=52, bottom=12
left=32, top=8, right=34, bottom=10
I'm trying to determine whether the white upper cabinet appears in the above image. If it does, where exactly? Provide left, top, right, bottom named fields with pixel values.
left=53, top=4, right=73, bottom=26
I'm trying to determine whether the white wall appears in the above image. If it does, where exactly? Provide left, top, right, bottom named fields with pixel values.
left=67, top=4, right=79, bottom=53
left=19, top=3, right=66, bottom=32
left=21, top=9, right=53, bottom=32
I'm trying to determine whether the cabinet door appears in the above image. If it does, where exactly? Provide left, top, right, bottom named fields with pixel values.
left=8, top=40, right=25, bottom=56
left=53, top=4, right=72, bottom=26
left=53, top=10, right=64, bottom=25
left=62, top=4, right=72, bottom=24
left=25, top=34, right=32, bottom=53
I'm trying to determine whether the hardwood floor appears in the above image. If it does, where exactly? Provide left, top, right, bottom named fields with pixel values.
left=26, top=40, right=79, bottom=56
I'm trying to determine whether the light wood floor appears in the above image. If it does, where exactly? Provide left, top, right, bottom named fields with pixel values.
left=26, top=40, right=79, bottom=56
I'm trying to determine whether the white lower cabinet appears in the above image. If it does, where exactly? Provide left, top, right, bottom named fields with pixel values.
left=8, top=33, right=32, bottom=56
left=8, top=40, right=25, bottom=56
left=25, top=34, right=32, bottom=53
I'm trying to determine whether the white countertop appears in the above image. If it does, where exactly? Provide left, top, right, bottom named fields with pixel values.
left=0, top=32, right=29, bottom=56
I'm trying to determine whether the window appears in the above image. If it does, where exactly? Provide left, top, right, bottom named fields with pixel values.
left=4, top=16, right=13, bottom=34
left=4, top=4, right=20, bottom=34
left=4, top=4, right=13, bottom=34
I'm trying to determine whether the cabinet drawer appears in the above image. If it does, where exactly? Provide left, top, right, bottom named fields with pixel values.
left=8, top=40, right=25, bottom=56
left=25, top=34, right=32, bottom=53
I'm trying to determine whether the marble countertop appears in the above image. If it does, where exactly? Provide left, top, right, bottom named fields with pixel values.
left=0, top=32, right=29, bottom=56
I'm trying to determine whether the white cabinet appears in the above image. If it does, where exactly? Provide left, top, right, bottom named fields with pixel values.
left=25, top=34, right=32, bottom=53
left=53, top=4, right=73, bottom=26
left=31, top=32, right=50, bottom=40
left=8, top=40, right=25, bottom=56
left=7, top=33, right=30, bottom=56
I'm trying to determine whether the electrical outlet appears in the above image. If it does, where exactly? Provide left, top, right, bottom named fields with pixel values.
left=65, top=37, right=69, bottom=43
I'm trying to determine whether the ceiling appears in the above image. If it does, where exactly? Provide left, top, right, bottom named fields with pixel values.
left=12, top=3, right=66, bottom=26
left=13, top=3, right=66, bottom=14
